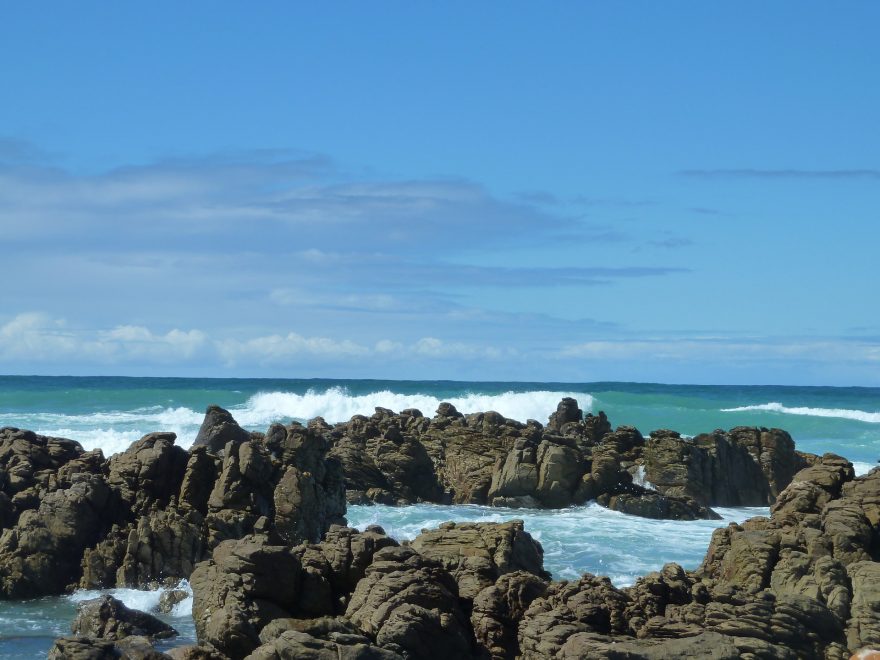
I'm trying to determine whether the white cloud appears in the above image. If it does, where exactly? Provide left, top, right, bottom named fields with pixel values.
left=0, top=313, right=207, bottom=365
left=215, top=333, right=371, bottom=366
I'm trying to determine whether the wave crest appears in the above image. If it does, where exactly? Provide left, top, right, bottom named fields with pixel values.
left=721, top=402, right=880, bottom=424
left=235, top=388, right=593, bottom=426
left=10, top=388, right=593, bottom=455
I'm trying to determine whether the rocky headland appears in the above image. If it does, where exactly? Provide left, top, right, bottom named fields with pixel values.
left=0, top=398, right=877, bottom=658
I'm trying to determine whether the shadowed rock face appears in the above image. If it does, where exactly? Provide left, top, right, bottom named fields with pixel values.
left=0, top=407, right=347, bottom=599
left=192, top=405, right=252, bottom=454
left=326, top=400, right=810, bottom=519
left=71, top=594, right=178, bottom=641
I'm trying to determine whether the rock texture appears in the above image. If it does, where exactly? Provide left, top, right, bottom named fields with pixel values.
left=10, top=400, right=874, bottom=659
left=0, top=405, right=346, bottom=598
left=325, top=398, right=809, bottom=520
left=71, top=595, right=178, bottom=641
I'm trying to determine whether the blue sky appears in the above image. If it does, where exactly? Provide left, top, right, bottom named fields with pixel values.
left=1, top=2, right=879, bottom=384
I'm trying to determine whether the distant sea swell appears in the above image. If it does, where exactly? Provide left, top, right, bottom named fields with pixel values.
left=721, top=401, right=880, bottom=424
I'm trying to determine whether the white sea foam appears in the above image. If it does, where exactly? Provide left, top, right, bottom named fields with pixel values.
left=853, top=461, right=878, bottom=476
left=347, top=502, right=766, bottom=587
left=632, top=465, right=656, bottom=491
left=68, top=579, right=193, bottom=618
left=721, top=402, right=880, bottom=424
left=68, top=580, right=192, bottom=616
left=233, top=388, right=593, bottom=427
left=6, top=388, right=592, bottom=457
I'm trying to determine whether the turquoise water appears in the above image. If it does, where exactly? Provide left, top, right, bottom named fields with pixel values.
left=0, top=376, right=877, bottom=468
left=0, top=376, right=877, bottom=655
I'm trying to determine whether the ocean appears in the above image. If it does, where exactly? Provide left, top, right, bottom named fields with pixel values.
left=1, top=376, right=878, bottom=657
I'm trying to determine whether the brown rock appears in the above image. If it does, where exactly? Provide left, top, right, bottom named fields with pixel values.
left=410, top=520, right=549, bottom=600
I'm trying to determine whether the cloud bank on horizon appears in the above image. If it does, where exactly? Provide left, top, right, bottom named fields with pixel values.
left=1, top=3, right=878, bottom=385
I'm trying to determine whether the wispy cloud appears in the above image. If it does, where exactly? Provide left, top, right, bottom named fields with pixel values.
left=680, top=168, right=880, bottom=180
left=559, top=337, right=880, bottom=364
left=0, top=312, right=514, bottom=370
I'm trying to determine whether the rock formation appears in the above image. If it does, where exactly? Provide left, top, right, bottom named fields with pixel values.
left=0, top=406, right=346, bottom=598
left=4, top=399, right=875, bottom=658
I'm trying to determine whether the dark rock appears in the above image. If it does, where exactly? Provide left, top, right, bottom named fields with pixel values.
left=518, top=573, right=630, bottom=657
left=80, top=506, right=204, bottom=589
left=644, top=427, right=809, bottom=507
left=192, top=405, right=251, bottom=454
left=107, top=433, right=189, bottom=518
left=0, top=474, right=112, bottom=597
left=48, top=636, right=127, bottom=660
left=471, top=571, right=548, bottom=659
left=546, top=398, right=582, bottom=433
left=71, top=595, right=177, bottom=640
left=599, top=489, right=721, bottom=520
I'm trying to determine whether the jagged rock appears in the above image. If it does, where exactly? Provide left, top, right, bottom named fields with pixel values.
left=80, top=506, right=204, bottom=589
left=0, top=427, right=86, bottom=526
left=547, top=397, right=584, bottom=435
left=204, top=439, right=275, bottom=547
left=0, top=473, right=112, bottom=597
left=410, top=520, right=549, bottom=599
left=270, top=425, right=346, bottom=545
left=192, top=406, right=251, bottom=454
left=644, top=427, right=808, bottom=507
left=847, top=561, right=880, bottom=651
left=107, top=433, right=189, bottom=516
left=191, top=526, right=397, bottom=658
left=471, top=571, right=548, bottom=659
left=421, top=412, right=525, bottom=504
left=71, top=595, right=177, bottom=640
left=345, top=545, right=475, bottom=659
left=191, top=534, right=304, bottom=657
left=177, top=447, right=220, bottom=515
left=518, top=573, right=630, bottom=658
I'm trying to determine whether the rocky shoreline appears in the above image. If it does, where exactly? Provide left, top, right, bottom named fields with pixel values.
left=0, top=398, right=877, bottom=658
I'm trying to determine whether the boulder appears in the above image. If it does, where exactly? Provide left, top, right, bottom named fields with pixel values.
left=71, top=595, right=177, bottom=640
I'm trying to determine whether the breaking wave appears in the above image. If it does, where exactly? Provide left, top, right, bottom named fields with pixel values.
left=234, top=388, right=593, bottom=427
left=721, top=402, right=880, bottom=424
left=4, top=388, right=593, bottom=456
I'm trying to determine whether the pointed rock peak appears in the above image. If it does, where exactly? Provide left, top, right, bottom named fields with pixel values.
left=192, top=404, right=250, bottom=454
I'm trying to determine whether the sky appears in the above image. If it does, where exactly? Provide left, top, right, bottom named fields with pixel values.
left=1, top=2, right=879, bottom=385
